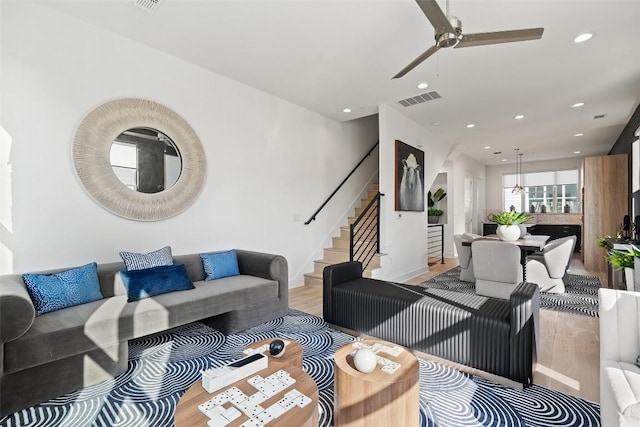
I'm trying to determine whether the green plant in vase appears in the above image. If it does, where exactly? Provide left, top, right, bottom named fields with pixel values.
left=606, top=245, right=640, bottom=292
left=427, top=188, right=446, bottom=224
left=489, top=211, right=531, bottom=241
left=489, top=211, right=531, bottom=225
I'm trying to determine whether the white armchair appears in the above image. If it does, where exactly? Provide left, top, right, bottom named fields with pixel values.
left=453, top=234, right=477, bottom=282
left=599, top=288, right=640, bottom=426
left=525, top=236, right=576, bottom=293
left=472, top=240, right=523, bottom=299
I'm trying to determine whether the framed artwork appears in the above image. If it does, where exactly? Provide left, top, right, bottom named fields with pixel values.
left=395, top=140, right=425, bottom=212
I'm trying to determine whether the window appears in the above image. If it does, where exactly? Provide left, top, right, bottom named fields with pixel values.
left=503, top=170, right=579, bottom=213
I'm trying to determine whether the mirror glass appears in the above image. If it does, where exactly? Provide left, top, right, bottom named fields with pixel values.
left=109, top=127, right=182, bottom=193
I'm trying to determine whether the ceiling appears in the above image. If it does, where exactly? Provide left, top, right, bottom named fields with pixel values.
left=39, top=0, right=640, bottom=165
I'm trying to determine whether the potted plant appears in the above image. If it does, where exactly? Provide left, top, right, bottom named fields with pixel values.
left=427, top=208, right=444, bottom=224
left=606, top=245, right=640, bottom=292
left=488, top=211, right=531, bottom=242
left=428, top=188, right=447, bottom=224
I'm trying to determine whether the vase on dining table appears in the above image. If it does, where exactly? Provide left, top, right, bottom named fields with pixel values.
left=496, top=225, right=520, bottom=242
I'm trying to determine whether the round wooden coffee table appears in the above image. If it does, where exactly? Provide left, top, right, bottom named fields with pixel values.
left=175, top=361, right=318, bottom=427
left=334, top=339, right=419, bottom=427
left=246, top=338, right=303, bottom=369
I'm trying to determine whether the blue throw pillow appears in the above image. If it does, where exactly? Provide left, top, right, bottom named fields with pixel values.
left=201, top=250, right=240, bottom=280
left=23, top=262, right=104, bottom=316
left=120, top=264, right=194, bottom=302
left=119, top=246, right=173, bottom=271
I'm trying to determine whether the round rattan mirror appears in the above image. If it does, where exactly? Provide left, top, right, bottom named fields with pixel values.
left=73, top=98, right=206, bottom=221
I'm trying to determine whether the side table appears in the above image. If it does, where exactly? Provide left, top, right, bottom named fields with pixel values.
left=334, top=339, right=419, bottom=427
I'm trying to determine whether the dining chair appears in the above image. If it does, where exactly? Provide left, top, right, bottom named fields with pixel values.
left=472, top=240, right=523, bottom=299
left=454, top=234, right=476, bottom=282
left=525, top=236, right=577, bottom=293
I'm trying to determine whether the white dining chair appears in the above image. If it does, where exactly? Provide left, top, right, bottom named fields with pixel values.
left=525, top=236, right=576, bottom=293
left=472, top=240, right=523, bottom=299
left=454, top=234, right=476, bottom=282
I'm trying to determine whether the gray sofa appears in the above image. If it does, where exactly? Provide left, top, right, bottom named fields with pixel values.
left=0, top=249, right=288, bottom=416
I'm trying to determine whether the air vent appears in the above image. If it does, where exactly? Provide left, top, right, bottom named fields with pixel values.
left=593, top=114, right=607, bottom=120
left=131, top=0, right=164, bottom=13
left=398, top=91, right=442, bottom=107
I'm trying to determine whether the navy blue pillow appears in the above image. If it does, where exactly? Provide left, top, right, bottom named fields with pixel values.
left=201, top=250, right=240, bottom=280
left=23, top=262, right=104, bottom=315
left=120, top=264, right=194, bottom=302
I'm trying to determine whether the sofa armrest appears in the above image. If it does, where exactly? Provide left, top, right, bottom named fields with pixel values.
left=509, top=281, right=540, bottom=384
left=0, top=274, right=36, bottom=344
left=599, top=288, right=640, bottom=363
left=235, top=250, right=288, bottom=300
left=322, top=261, right=362, bottom=323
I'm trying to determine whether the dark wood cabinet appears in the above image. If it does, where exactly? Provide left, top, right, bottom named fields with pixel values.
left=531, top=224, right=581, bottom=252
left=482, top=223, right=497, bottom=236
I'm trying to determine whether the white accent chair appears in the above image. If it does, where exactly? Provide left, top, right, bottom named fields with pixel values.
left=525, top=236, right=576, bottom=293
left=599, top=288, right=640, bottom=426
left=453, top=234, right=478, bottom=282
left=472, top=240, right=523, bottom=299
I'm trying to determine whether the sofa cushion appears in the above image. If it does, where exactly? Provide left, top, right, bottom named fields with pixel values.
left=119, top=246, right=173, bottom=271
left=2, top=275, right=279, bottom=374
left=120, top=264, right=194, bottom=302
left=201, top=250, right=240, bottom=280
left=602, top=360, right=640, bottom=425
left=22, top=263, right=103, bottom=315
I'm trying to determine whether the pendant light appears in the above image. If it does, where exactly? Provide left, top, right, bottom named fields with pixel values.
left=512, top=148, right=524, bottom=194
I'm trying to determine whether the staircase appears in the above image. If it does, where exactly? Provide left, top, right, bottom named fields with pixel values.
left=303, top=182, right=382, bottom=286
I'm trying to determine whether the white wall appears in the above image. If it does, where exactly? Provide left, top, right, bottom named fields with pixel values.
left=0, top=1, right=379, bottom=286
left=485, top=157, right=584, bottom=214
left=378, top=104, right=452, bottom=281
left=448, top=154, right=486, bottom=256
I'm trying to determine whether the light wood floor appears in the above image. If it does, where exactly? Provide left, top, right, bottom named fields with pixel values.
left=289, top=254, right=600, bottom=403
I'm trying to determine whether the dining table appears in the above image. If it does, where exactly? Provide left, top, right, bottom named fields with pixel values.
left=462, top=235, right=549, bottom=280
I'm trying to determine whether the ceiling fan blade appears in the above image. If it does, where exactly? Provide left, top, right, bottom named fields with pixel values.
left=415, top=0, right=455, bottom=35
left=392, top=45, right=440, bottom=79
left=455, top=28, right=544, bottom=49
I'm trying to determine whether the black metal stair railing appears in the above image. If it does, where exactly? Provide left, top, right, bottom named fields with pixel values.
left=304, top=141, right=378, bottom=225
left=350, top=191, right=383, bottom=272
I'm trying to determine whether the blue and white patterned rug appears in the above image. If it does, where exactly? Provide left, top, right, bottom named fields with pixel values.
left=420, top=267, right=602, bottom=317
left=0, top=309, right=600, bottom=427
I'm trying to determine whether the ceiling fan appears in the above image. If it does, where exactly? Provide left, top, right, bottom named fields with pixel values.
left=393, top=0, right=544, bottom=79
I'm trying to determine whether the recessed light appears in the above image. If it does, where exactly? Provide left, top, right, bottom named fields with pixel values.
left=514, top=114, right=524, bottom=120
left=343, top=108, right=352, bottom=113
left=484, top=146, right=491, bottom=149
left=417, top=82, right=429, bottom=89
left=431, top=122, right=440, bottom=126
left=574, top=33, right=593, bottom=43
left=574, top=151, right=581, bottom=154
left=501, top=159, right=507, bottom=162
left=466, top=124, right=475, bottom=128
left=574, top=133, right=584, bottom=137
left=571, top=102, right=585, bottom=108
